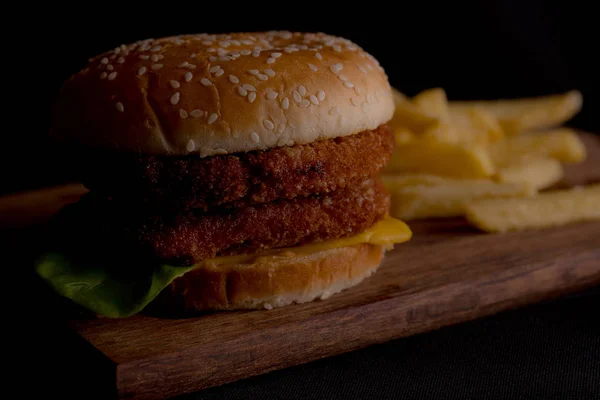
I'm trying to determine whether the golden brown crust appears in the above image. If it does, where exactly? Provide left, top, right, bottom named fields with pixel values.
left=51, top=32, right=395, bottom=156
left=81, top=125, right=394, bottom=210
left=148, top=243, right=385, bottom=313
left=57, top=179, right=390, bottom=265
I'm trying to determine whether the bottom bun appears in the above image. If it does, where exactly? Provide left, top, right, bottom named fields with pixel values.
left=149, top=243, right=385, bottom=313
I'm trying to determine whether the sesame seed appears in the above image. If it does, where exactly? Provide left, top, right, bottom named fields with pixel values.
left=367, top=64, right=373, bottom=70
left=201, top=78, right=212, bottom=86
left=329, top=106, right=339, bottom=115
left=116, top=102, right=124, bottom=112
left=106, top=64, right=114, bottom=71
left=271, top=52, right=282, bottom=58
left=215, top=69, right=224, bottom=77
left=248, top=69, right=259, bottom=75
left=241, top=50, right=252, bottom=56
left=315, top=52, right=323, bottom=60
left=151, top=54, right=160, bottom=62
left=209, top=65, right=221, bottom=73
left=252, top=51, right=260, bottom=57
left=367, top=94, right=373, bottom=103
left=318, top=90, right=326, bottom=101
left=185, top=72, right=193, bottom=82
left=350, top=98, right=359, bottom=106
left=219, top=40, right=230, bottom=47
left=330, top=64, right=343, bottom=75
left=248, top=92, right=257, bottom=103
left=338, top=74, right=348, bottom=81
left=257, top=74, right=268, bottom=81
left=298, top=99, right=310, bottom=108
left=333, top=45, right=342, bottom=52
left=217, top=48, right=227, bottom=55
left=114, top=47, right=121, bottom=54
left=251, top=132, right=260, bottom=143
left=208, top=113, right=218, bottom=124
left=298, top=86, right=307, bottom=96
left=152, top=64, right=163, bottom=70
left=190, top=109, right=204, bottom=118
left=242, top=39, right=254, bottom=45
left=170, top=80, right=180, bottom=89
left=139, top=55, right=150, bottom=60
left=267, top=58, right=276, bottom=64
left=266, top=91, right=278, bottom=100
left=108, top=71, right=117, bottom=80
left=209, top=56, right=218, bottom=62
left=190, top=53, right=196, bottom=58
left=309, top=95, right=319, bottom=105
left=232, top=40, right=241, bottom=46
left=101, top=57, right=109, bottom=64
left=243, top=84, right=256, bottom=91
left=375, top=90, right=380, bottom=99
left=358, top=65, right=368, bottom=73
left=237, top=86, right=248, bottom=96
left=282, top=97, right=290, bottom=109
left=187, top=64, right=197, bottom=69
left=187, top=140, right=196, bottom=152
left=308, top=63, right=318, bottom=72
left=202, top=41, right=213, bottom=45
left=180, top=109, right=188, bottom=119
left=207, top=48, right=216, bottom=53
left=150, top=46, right=162, bottom=52
left=138, top=67, right=147, bottom=75
left=264, top=69, right=275, bottom=77
left=229, top=75, right=239, bottom=84
left=277, top=124, right=286, bottom=133
left=263, top=119, right=275, bottom=130
left=344, top=81, right=354, bottom=88
left=117, top=57, right=125, bottom=64
left=293, top=91, right=302, bottom=103
left=178, top=61, right=189, bottom=68
left=170, top=92, right=180, bottom=105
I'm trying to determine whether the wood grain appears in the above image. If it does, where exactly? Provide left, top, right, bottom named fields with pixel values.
left=10, top=133, right=600, bottom=400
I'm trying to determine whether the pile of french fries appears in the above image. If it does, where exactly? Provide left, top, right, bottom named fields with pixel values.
left=382, top=88, right=600, bottom=232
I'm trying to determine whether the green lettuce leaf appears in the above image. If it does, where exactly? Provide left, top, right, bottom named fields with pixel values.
left=35, top=252, right=194, bottom=318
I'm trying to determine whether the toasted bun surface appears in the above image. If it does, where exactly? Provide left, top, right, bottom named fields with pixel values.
left=148, top=243, right=385, bottom=312
left=51, top=32, right=395, bottom=156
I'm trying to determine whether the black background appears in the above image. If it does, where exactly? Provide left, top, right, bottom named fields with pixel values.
left=4, top=1, right=598, bottom=194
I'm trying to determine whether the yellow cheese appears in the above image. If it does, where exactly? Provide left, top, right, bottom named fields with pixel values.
left=199, top=217, right=412, bottom=267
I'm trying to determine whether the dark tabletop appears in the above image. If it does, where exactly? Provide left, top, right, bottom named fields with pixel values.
left=31, top=283, right=599, bottom=400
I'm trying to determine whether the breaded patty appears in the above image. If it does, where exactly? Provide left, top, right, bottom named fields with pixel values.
left=80, top=125, right=393, bottom=210
left=57, top=179, right=389, bottom=265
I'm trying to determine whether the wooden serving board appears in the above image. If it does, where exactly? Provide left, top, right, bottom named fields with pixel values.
left=12, top=134, right=600, bottom=400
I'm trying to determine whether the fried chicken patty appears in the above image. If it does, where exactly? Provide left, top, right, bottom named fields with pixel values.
left=80, top=125, right=393, bottom=210
left=57, top=179, right=390, bottom=266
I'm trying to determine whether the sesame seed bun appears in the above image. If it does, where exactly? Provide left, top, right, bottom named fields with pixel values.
left=50, top=32, right=395, bottom=157
left=147, top=243, right=386, bottom=313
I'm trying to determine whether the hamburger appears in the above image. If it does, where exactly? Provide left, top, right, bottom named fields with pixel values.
left=35, top=31, right=412, bottom=318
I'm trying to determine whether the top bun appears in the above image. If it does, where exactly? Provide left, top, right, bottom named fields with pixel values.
left=51, top=31, right=395, bottom=156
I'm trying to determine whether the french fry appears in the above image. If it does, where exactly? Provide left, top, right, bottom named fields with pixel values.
left=489, top=128, right=587, bottom=165
left=391, top=100, right=439, bottom=133
left=449, top=106, right=504, bottom=143
left=449, top=90, right=583, bottom=134
left=384, top=178, right=535, bottom=220
left=410, top=88, right=504, bottom=145
left=392, top=87, right=408, bottom=105
left=413, top=88, right=450, bottom=119
left=495, top=157, right=564, bottom=190
left=384, top=139, right=495, bottom=178
left=465, top=184, right=600, bottom=233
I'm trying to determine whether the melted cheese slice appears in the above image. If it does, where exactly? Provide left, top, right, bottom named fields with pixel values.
left=199, top=217, right=412, bottom=267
